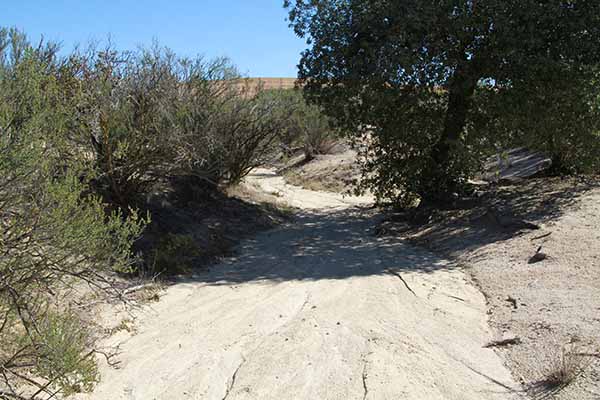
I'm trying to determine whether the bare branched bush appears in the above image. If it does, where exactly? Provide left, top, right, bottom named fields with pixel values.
left=261, top=89, right=341, bottom=161
left=70, top=45, right=181, bottom=207
left=172, top=74, right=292, bottom=188
left=66, top=46, right=287, bottom=204
left=205, top=87, right=293, bottom=184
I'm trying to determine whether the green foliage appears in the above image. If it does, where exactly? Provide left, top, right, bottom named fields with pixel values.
left=31, top=312, right=99, bottom=396
left=4, top=312, right=99, bottom=396
left=491, top=66, right=600, bottom=174
left=285, top=0, right=600, bottom=205
left=0, top=28, right=145, bottom=398
left=149, top=233, right=202, bottom=274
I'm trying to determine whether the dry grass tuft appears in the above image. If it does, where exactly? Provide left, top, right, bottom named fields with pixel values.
left=529, top=344, right=593, bottom=399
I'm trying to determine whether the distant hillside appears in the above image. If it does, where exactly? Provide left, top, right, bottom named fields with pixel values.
left=246, top=77, right=298, bottom=90
left=222, top=77, right=299, bottom=97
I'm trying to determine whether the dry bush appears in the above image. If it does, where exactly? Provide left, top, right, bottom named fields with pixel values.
left=298, top=106, right=340, bottom=160
left=71, top=48, right=288, bottom=201
left=173, top=76, right=292, bottom=188
left=529, top=344, right=594, bottom=398
left=261, top=89, right=341, bottom=160
left=70, top=45, right=181, bottom=207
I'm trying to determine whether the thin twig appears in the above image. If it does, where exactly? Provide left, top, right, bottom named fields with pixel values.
left=386, top=269, right=417, bottom=297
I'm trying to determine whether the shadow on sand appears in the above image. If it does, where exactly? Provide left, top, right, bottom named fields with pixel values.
left=185, top=207, right=453, bottom=286
left=381, top=176, right=600, bottom=258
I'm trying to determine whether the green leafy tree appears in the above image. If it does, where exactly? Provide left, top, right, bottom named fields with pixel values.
left=285, top=0, right=600, bottom=205
left=490, top=66, right=600, bottom=174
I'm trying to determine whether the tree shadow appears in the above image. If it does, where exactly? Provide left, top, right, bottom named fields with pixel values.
left=133, top=183, right=291, bottom=274
left=379, top=176, right=600, bottom=257
left=166, top=176, right=597, bottom=286
left=185, top=207, right=454, bottom=286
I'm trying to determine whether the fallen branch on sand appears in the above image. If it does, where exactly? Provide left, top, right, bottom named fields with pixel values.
left=484, top=337, right=522, bottom=348
left=386, top=269, right=417, bottom=297
left=123, top=283, right=157, bottom=296
left=531, top=232, right=552, bottom=241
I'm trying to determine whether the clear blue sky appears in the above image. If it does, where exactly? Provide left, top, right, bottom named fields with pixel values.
left=1, top=1, right=306, bottom=77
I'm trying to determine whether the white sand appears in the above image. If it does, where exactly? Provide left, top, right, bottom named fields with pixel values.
left=75, top=169, right=522, bottom=400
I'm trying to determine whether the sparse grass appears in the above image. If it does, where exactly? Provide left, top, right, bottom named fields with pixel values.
left=280, top=151, right=360, bottom=194
left=284, top=170, right=339, bottom=192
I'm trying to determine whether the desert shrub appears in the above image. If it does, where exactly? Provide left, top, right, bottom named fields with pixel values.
left=69, top=46, right=287, bottom=201
left=0, top=28, right=145, bottom=398
left=530, top=343, right=594, bottom=397
left=262, top=89, right=305, bottom=156
left=71, top=45, right=181, bottom=207
left=174, top=77, right=292, bottom=187
left=300, top=110, right=340, bottom=159
left=29, top=312, right=100, bottom=396
left=263, top=89, right=340, bottom=160
left=206, top=87, right=292, bottom=184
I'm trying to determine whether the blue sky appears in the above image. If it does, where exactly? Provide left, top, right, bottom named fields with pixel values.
left=1, top=1, right=306, bottom=77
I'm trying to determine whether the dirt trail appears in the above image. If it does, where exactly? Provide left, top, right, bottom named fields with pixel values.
left=77, top=169, right=522, bottom=400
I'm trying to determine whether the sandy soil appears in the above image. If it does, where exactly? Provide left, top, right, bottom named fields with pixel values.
left=464, top=186, right=600, bottom=399
left=282, top=150, right=361, bottom=194
left=75, top=169, right=522, bottom=400
left=378, top=177, right=600, bottom=399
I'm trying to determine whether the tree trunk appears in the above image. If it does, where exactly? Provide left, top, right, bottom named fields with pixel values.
left=435, top=69, right=478, bottom=165
left=422, top=62, right=479, bottom=204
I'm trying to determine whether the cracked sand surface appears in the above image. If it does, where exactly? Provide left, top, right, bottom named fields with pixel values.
left=76, top=169, right=522, bottom=400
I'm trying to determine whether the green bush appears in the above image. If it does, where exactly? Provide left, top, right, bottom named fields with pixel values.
left=0, top=28, right=145, bottom=398
left=31, top=312, right=99, bottom=396
left=149, top=233, right=201, bottom=274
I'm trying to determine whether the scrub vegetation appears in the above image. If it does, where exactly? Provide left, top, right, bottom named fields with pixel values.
left=0, top=27, right=332, bottom=398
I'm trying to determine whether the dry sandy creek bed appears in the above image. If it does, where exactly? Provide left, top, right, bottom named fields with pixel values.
left=75, top=168, right=528, bottom=400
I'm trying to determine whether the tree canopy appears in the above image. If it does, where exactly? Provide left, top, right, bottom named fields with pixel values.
left=285, top=0, right=600, bottom=205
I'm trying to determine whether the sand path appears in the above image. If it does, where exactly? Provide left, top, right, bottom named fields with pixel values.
left=78, top=168, right=522, bottom=400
